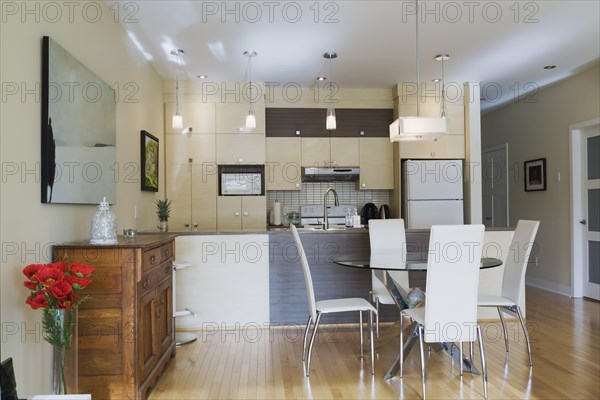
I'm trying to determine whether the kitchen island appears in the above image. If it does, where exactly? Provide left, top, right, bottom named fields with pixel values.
left=170, top=227, right=514, bottom=329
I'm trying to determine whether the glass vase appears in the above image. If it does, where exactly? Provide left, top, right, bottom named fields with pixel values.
left=44, top=308, right=78, bottom=394
left=158, top=219, right=168, bottom=232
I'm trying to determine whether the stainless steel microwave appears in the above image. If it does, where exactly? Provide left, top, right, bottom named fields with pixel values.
left=218, top=165, right=264, bottom=196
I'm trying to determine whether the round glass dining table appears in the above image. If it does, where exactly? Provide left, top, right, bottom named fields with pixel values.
left=334, top=257, right=503, bottom=379
left=334, top=257, right=503, bottom=271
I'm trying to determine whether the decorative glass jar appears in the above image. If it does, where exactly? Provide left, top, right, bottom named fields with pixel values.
left=90, top=197, right=118, bottom=244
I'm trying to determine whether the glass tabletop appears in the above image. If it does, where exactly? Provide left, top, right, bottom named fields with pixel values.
left=334, top=257, right=503, bottom=271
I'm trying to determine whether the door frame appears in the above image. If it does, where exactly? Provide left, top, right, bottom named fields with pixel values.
left=569, top=117, right=600, bottom=298
left=482, top=143, right=509, bottom=227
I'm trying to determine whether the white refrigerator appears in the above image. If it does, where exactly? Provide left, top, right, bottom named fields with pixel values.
left=402, top=159, right=464, bottom=229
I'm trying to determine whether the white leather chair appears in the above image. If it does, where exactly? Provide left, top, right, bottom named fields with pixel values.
left=290, top=225, right=377, bottom=376
left=401, top=224, right=487, bottom=399
left=368, top=219, right=409, bottom=337
left=478, top=220, right=540, bottom=366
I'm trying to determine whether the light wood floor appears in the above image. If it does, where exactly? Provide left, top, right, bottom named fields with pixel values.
left=149, top=287, right=599, bottom=399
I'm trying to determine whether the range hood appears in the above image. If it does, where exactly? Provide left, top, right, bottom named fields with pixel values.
left=301, top=167, right=360, bottom=182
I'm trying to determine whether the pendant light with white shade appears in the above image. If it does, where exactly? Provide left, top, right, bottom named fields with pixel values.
left=171, top=48, right=184, bottom=130
left=324, top=52, right=337, bottom=130
left=244, top=50, right=257, bottom=130
left=389, top=0, right=450, bottom=142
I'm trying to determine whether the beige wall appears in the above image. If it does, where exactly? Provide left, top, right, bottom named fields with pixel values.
left=481, top=63, right=600, bottom=294
left=0, top=3, right=164, bottom=395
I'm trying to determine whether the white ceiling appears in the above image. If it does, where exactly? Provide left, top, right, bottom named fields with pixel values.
left=120, top=0, right=599, bottom=112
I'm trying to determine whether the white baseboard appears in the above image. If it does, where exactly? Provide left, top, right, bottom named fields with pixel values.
left=526, top=277, right=571, bottom=297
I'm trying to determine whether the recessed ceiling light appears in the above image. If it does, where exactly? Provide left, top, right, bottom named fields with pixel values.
left=197, top=75, right=208, bottom=79
left=432, top=78, right=441, bottom=83
left=544, top=65, right=556, bottom=70
left=317, top=76, right=327, bottom=81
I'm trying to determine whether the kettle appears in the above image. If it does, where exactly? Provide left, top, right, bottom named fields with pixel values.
left=379, top=204, right=390, bottom=220
left=361, top=203, right=379, bottom=225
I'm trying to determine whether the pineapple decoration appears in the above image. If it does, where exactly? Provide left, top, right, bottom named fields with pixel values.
left=156, top=198, right=171, bottom=232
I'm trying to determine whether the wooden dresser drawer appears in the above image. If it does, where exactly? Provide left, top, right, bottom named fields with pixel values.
left=142, top=242, right=174, bottom=269
left=139, top=262, right=172, bottom=295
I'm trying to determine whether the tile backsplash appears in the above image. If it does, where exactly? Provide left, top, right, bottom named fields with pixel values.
left=267, top=182, right=390, bottom=221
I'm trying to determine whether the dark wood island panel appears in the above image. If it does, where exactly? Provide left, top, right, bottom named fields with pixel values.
left=268, top=230, right=430, bottom=325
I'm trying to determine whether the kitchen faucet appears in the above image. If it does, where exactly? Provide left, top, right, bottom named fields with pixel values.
left=323, top=188, right=339, bottom=230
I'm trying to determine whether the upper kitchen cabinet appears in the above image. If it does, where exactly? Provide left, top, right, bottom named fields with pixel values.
left=358, top=138, right=394, bottom=190
left=216, top=103, right=266, bottom=164
left=266, top=108, right=326, bottom=137
left=164, top=102, right=216, bottom=134
left=266, top=138, right=302, bottom=190
left=216, top=102, right=266, bottom=133
left=332, top=109, right=393, bottom=137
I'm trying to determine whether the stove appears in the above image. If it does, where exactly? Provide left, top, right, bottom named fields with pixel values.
left=300, top=204, right=357, bottom=227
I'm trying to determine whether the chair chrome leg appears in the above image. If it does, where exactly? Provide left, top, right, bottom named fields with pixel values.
left=497, top=307, right=509, bottom=354
left=515, top=306, right=533, bottom=366
left=359, top=310, right=364, bottom=358
left=399, top=312, right=405, bottom=378
left=302, top=315, right=312, bottom=362
left=369, top=310, right=375, bottom=375
left=418, top=325, right=426, bottom=399
left=469, top=341, right=474, bottom=363
left=477, top=324, right=488, bottom=399
left=376, top=297, right=380, bottom=338
left=459, top=342, right=463, bottom=376
left=306, top=312, right=322, bottom=376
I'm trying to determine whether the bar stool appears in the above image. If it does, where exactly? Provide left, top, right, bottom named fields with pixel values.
left=173, top=262, right=198, bottom=345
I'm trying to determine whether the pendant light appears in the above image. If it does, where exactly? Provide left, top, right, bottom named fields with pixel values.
left=171, top=48, right=184, bottom=130
left=324, top=52, right=337, bottom=130
left=244, top=50, right=257, bottom=130
left=389, top=1, right=450, bottom=142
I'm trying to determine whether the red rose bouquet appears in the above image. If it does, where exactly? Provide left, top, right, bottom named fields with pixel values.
left=23, top=261, right=95, bottom=394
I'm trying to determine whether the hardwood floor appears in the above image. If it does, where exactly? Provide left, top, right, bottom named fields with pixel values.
left=149, top=286, right=599, bottom=399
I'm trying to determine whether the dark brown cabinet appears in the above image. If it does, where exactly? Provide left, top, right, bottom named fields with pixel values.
left=53, top=235, right=176, bottom=400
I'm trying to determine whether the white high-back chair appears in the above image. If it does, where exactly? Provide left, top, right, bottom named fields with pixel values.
left=401, top=224, right=487, bottom=399
left=368, top=219, right=409, bottom=336
left=290, top=225, right=377, bottom=376
left=478, top=220, right=540, bottom=366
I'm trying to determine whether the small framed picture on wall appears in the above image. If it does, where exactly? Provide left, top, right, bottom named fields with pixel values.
left=141, top=130, right=159, bottom=192
left=524, top=158, right=546, bottom=192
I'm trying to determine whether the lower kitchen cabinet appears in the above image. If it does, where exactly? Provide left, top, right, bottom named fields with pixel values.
left=217, top=196, right=266, bottom=231
left=53, top=235, right=176, bottom=400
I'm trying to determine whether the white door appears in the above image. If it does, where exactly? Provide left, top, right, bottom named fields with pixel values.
left=407, top=200, right=464, bottom=229
left=404, top=160, right=463, bottom=200
left=582, top=126, right=600, bottom=300
left=482, top=144, right=509, bottom=228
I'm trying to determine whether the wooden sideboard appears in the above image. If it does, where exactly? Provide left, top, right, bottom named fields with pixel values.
left=53, top=234, right=176, bottom=399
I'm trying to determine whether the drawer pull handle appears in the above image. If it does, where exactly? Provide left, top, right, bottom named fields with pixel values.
left=150, top=255, right=157, bottom=264
left=143, top=279, right=150, bottom=289
left=165, top=249, right=170, bottom=257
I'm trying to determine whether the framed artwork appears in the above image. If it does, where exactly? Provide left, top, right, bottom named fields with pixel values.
left=524, top=158, right=547, bottom=192
left=141, top=130, right=159, bottom=192
left=41, top=36, right=117, bottom=204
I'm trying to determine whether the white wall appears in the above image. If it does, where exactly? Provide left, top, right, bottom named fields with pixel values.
left=0, top=3, right=164, bottom=395
left=481, top=63, right=600, bottom=294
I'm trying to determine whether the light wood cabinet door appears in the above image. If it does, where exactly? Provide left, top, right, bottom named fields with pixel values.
left=399, top=134, right=465, bottom=159
left=216, top=132, right=266, bottom=164
left=266, top=138, right=302, bottom=190
left=217, top=196, right=266, bottom=231
left=241, top=196, right=267, bottom=231
left=216, top=102, right=265, bottom=134
left=165, top=102, right=215, bottom=134
left=301, top=137, right=331, bottom=167
left=166, top=133, right=217, bottom=231
left=358, top=138, right=394, bottom=190
left=217, top=196, right=242, bottom=232
left=330, top=137, right=359, bottom=167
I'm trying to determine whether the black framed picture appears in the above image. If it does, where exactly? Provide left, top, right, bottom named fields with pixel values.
left=41, top=36, right=116, bottom=204
left=141, top=130, right=159, bottom=192
left=524, top=158, right=546, bottom=192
